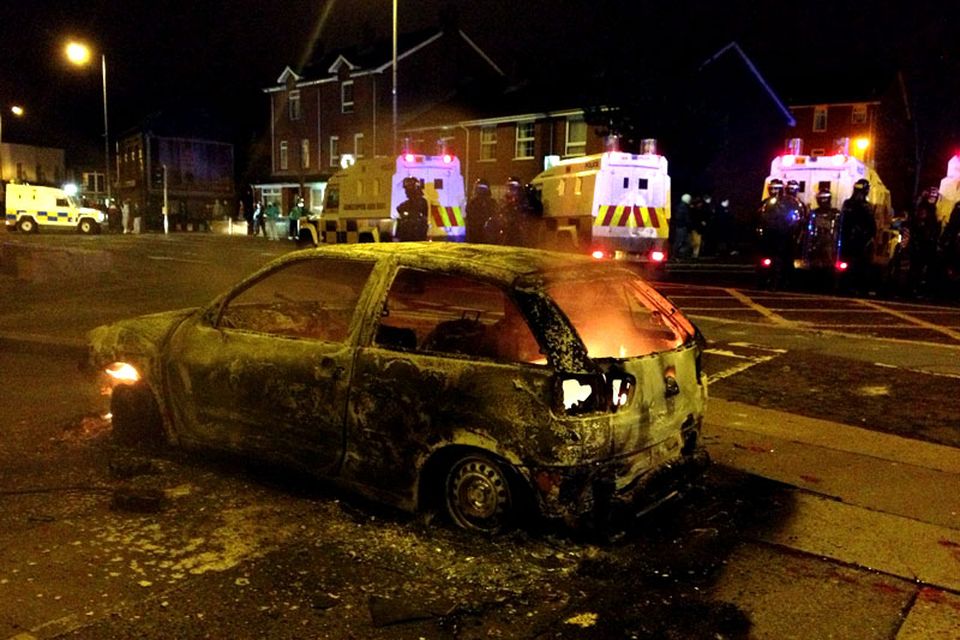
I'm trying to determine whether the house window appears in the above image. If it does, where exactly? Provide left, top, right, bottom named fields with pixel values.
left=565, top=117, right=587, bottom=156
left=515, top=122, right=535, bottom=159
left=279, top=141, right=289, bottom=171
left=341, top=81, right=354, bottom=114
left=329, top=136, right=340, bottom=167
left=288, top=90, right=301, bottom=121
left=354, top=133, right=365, bottom=158
left=851, top=104, right=868, bottom=124
left=479, top=126, right=497, bottom=161
left=813, top=106, right=828, bottom=132
left=301, top=139, right=310, bottom=169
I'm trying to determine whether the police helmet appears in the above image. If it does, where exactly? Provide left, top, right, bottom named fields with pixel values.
left=853, top=179, right=870, bottom=195
left=816, top=189, right=832, bottom=203
left=768, top=179, right=784, bottom=196
left=785, top=179, right=800, bottom=195
left=474, top=178, right=490, bottom=192
left=923, top=186, right=940, bottom=202
left=402, top=176, right=421, bottom=191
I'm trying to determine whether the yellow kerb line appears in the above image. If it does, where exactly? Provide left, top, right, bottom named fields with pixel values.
left=855, top=299, right=960, bottom=342
left=725, top=288, right=790, bottom=325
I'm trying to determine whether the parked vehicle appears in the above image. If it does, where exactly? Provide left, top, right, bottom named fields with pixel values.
left=298, top=154, right=466, bottom=246
left=530, top=141, right=671, bottom=262
left=3, top=182, right=105, bottom=234
left=88, top=243, right=709, bottom=532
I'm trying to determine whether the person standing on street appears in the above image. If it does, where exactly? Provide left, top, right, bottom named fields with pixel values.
left=837, top=179, right=877, bottom=294
left=288, top=197, right=304, bottom=240
left=907, top=187, right=942, bottom=296
left=265, top=201, right=281, bottom=240
left=466, top=178, right=495, bottom=243
left=395, top=177, right=428, bottom=242
left=121, top=200, right=131, bottom=234
left=671, top=193, right=691, bottom=260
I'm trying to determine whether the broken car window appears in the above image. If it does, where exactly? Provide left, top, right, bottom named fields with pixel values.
left=546, top=276, right=684, bottom=358
left=218, top=258, right=373, bottom=341
left=375, top=268, right=543, bottom=364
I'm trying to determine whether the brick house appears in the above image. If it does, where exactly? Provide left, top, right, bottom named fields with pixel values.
left=786, top=101, right=881, bottom=164
left=115, top=112, right=235, bottom=231
left=256, top=27, right=508, bottom=213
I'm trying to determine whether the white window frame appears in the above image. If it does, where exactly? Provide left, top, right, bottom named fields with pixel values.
left=288, top=90, right=301, bottom=121
left=479, top=126, right=497, bottom=161
left=354, top=133, right=365, bottom=158
left=341, top=80, right=354, bottom=114
left=301, top=139, right=310, bottom=169
left=515, top=121, right=535, bottom=159
left=851, top=103, right=868, bottom=125
left=279, top=141, right=289, bottom=171
left=564, top=117, right=587, bottom=157
left=813, top=106, right=828, bottom=132
left=329, top=136, right=340, bottom=167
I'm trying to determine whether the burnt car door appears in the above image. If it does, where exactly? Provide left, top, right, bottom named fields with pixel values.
left=163, top=256, right=376, bottom=474
left=342, top=266, right=556, bottom=507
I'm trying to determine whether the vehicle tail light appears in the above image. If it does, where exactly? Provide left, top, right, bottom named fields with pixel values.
left=650, top=250, right=666, bottom=263
left=591, top=250, right=607, bottom=260
left=442, top=154, right=453, bottom=164
left=404, top=153, right=415, bottom=163
left=835, top=261, right=848, bottom=271
left=761, top=257, right=772, bottom=268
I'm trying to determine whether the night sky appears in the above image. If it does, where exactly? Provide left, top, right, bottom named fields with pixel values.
left=1, top=1, right=954, bottom=174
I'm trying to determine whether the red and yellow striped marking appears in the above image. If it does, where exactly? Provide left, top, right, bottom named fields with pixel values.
left=430, top=204, right=464, bottom=227
left=595, top=205, right=668, bottom=229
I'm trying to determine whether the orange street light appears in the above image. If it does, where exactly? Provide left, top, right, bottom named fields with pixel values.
left=65, top=40, right=111, bottom=203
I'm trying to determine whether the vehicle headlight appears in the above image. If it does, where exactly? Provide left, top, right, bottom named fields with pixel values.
left=105, top=361, right=141, bottom=384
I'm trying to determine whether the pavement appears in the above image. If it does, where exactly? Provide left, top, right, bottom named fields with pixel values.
left=2, top=236, right=959, bottom=637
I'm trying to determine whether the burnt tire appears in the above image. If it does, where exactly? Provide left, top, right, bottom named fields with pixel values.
left=110, top=383, right=164, bottom=448
left=445, top=453, right=514, bottom=533
left=17, top=218, right=37, bottom=233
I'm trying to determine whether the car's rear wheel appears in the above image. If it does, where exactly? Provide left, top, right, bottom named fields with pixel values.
left=17, top=218, right=36, bottom=233
left=111, top=383, right=164, bottom=447
left=445, top=453, right=513, bottom=533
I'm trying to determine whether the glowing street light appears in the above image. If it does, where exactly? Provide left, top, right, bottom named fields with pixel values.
left=0, top=104, right=26, bottom=182
left=65, top=40, right=111, bottom=203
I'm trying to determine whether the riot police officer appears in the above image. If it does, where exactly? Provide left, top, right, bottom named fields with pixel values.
left=395, top=177, right=429, bottom=242
left=465, top=178, right=496, bottom=243
left=837, top=178, right=877, bottom=293
left=908, top=187, right=942, bottom=295
left=756, top=178, right=802, bottom=289
left=803, top=188, right=840, bottom=270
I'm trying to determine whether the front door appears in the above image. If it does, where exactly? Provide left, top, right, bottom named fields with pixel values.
left=165, top=256, right=375, bottom=475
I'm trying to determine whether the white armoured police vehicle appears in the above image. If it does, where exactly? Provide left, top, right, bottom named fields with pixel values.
left=937, top=155, right=960, bottom=225
left=763, top=153, right=897, bottom=272
left=531, top=143, right=671, bottom=262
left=3, top=183, right=105, bottom=234
left=299, top=154, right=466, bottom=245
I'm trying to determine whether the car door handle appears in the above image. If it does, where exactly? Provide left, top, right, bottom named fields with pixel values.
left=664, top=374, right=680, bottom=398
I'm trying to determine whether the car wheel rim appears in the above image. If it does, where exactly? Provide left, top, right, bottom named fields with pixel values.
left=447, top=456, right=510, bottom=531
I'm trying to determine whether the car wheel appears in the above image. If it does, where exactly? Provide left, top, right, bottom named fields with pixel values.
left=78, top=219, right=98, bottom=234
left=17, top=218, right=36, bottom=233
left=445, top=453, right=513, bottom=533
left=111, top=383, right=164, bottom=447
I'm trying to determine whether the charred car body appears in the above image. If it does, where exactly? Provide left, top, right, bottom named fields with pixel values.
left=89, top=244, right=708, bottom=532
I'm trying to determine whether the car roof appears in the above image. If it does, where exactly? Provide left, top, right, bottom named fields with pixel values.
left=287, top=242, right=616, bottom=286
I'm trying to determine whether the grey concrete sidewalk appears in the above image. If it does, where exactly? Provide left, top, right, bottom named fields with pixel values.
left=705, top=397, right=960, bottom=636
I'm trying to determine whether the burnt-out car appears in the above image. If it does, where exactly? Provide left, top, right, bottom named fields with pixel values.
left=89, top=243, right=708, bottom=532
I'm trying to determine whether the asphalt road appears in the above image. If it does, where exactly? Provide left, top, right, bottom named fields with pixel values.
left=1, top=232, right=959, bottom=639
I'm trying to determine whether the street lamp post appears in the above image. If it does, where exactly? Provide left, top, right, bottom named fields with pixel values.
left=66, top=42, right=110, bottom=204
left=0, top=105, right=25, bottom=182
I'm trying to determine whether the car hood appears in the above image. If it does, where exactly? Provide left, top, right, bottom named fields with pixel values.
left=88, top=308, right=198, bottom=366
